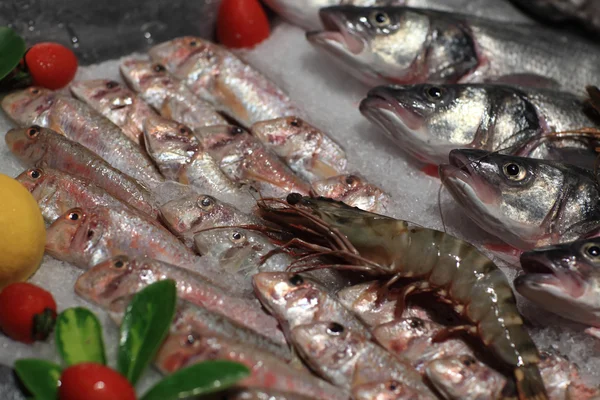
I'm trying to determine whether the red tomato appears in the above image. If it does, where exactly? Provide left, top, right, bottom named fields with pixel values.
left=217, top=0, right=270, bottom=48
left=0, top=282, right=57, bottom=344
left=25, top=42, right=78, bottom=90
left=59, top=363, right=136, bottom=400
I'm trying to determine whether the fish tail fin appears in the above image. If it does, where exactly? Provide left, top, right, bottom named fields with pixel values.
left=515, top=365, right=548, bottom=400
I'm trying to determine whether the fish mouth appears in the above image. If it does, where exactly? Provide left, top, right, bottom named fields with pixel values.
left=307, top=9, right=365, bottom=55
left=518, top=251, right=586, bottom=298
left=362, top=87, right=424, bottom=132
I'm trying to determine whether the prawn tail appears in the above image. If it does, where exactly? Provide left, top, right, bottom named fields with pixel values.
left=515, top=365, right=548, bottom=400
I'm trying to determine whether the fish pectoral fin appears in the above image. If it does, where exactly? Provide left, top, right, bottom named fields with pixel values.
left=485, top=74, right=561, bottom=91
left=431, top=325, right=476, bottom=343
left=311, top=158, right=342, bottom=179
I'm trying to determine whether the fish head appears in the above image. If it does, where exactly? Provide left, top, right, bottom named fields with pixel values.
left=120, top=57, right=175, bottom=104
left=439, top=149, right=566, bottom=249
left=291, top=321, right=365, bottom=385
left=308, top=7, right=477, bottom=86
left=373, top=318, right=439, bottom=354
left=1, top=87, right=55, bottom=125
left=262, top=0, right=343, bottom=31
left=149, top=37, right=220, bottom=80
left=251, top=116, right=317, bottom=148
left=160, top=194, right=239, bottom=236
left=15, top=167, right=48, bottom=194
left=74, top=255, right=138, bottom=306
left=426, top=355, right=508, bottom=400
left=353, top=380, right=421, bottom=400
left=5, top=125, right=50, bottom=168
left=70, top=79, right=134, bottom=115
left=360, top=84, right=488, bottom=164
left=310, top=174, right=389, bottom=213
left=253, top=272, right=322, bottom=321
left=516, top=238, right=600, bottom=325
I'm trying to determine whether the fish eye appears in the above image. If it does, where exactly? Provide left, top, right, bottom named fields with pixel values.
left=502, top=162, right=527, bottom=181
left=29, top=87, right=40, bottom=95
left=286, top=193, right=303, bottom=205
left=345, top=175, right=359, bottom=187
left=106, top=81, right=119, bottom=89
left=113, top=258, right=126, bottom=268
left=461, top=356, right=476, bottom=367
left=583, top=243, right=600, bottom=260
left=198, top=195, right=215, bottom=210
left=425, top=86, right=444, bottom=101
left=289, top=118, right=301, bottom=128
left=178, top=125, right=191, bottom=135
left=67, top=210, right=81, bottom=221
left=370, top=11, right=391, bottom=27
left=326, top=322, right=344, bottom=335
left=27, top=125, right=41, bottom=138
left=388, top=381, right=399, bottom=391
left=189, top=40, right=198, bottom=47
left=230, top=127, right=244, bottom=135
left=408, top=318, right=424, bottom=329
left=185, top=334, right=196, bottom=346
left=28, top=168, right=42, bottom=179
left=289, top=274, right=304, bottom=286
left=230, top=231, right=246, bottom=243
left=153, top=64, right=166, bottom=73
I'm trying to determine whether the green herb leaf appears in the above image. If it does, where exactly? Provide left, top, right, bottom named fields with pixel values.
left=117, top=280, right=177, bottom=385
left=55, top=307, right=106, bottom=366
left=141, top=361, right=249, bottom=400
left=14, top=359, right=61, bottom=400
left=0, top=27, right=26, bottom=80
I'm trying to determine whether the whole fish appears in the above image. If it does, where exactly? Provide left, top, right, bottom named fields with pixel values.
left=160, top=193, right=261, bottom=243
left=198, top=125, right=312, bottom=196
left=70, top=79, right=156, bottom=145
left=310, top=174, right=390, bottom=213
left=360, top=84, right=600, bottom=167
left=511, top=0, right=600, bottom=36
left=250, top=117, right=347, bottom=182
left=76, top=256, right=286, bottom=345
left=108, top=297, right=291, bottom=361
left=148, top=37, right=302, bottom=127
left=306, top=6, right=600, bottom=93
left=256, top=194, right=548, bottom=400
left=2, top=88, right=164, bottom=188
left=5, top=126, right=158, bottom=219
left=372, top=318, right=473, bottom=372
left=45, top=206, right=197, bottom=268
left=516, top=237, right=600, bottom=329
left=253, top=272, right=369, bottom=338
left=262, top=0, right=530, bottom=31
left=120, top=57, right=228, bottom=129
left=155, top=330, right=349, bottom=400
left=439, top=149, right=600, bottom=250
left=16, top=167, right=137, bottom=223
left=427, top=352, right=600, bottom=400
left=290, top=322, right=434, bottom=397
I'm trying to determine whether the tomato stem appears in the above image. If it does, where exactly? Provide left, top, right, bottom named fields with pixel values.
left=32, top=308, right=57, bottom=341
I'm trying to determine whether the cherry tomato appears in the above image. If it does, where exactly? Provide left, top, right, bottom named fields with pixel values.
left=25, top=42, right=78, bottom=90
left=217, top=0, right=270, bottom=49
left=59, top=363, right=136, bottom=400
left=0, top=282, right=57, bottom=344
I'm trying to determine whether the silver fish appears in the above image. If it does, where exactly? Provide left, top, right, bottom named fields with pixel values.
left=2, top=87, right=164, bottom=188
left=439, top=149, right=600, bottom=250
left=45, top=206, right=197, bottom=268
left=306, top=6, right=600, bottom=93
left=148, top=37, right=302, bottom=127
left=262, top=0, right=530, bottom=31
left=70, top=79, right=157, bottom=145
left=290, top=322, right=434, bottom=397
left=361, top=83, right=600, bottom=167
left=5, top=126, right=158, bottom=219
left=225, top=390, right=313, bottom=400
left=310, top=174, right=390, bottom=213
left=251, top=117, right=347, bottom=182
left=516, top=237, right=600, bottom=328
left=76, top=256, right=286, bottom=345
left=352, top=380, right=427, bottom=400
left=120, top=57, right=227, bottom=129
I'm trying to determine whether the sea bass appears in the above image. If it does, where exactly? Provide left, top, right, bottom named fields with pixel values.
left=2, top=88, right=164, bottom=188
left=16, top=167, right=137, bottom=223
left=360, top=84, right=600, bottom=167
left=155, top=330, right=349, bottom=400
left=120, top=57, right=227, bottom=129
left=5, top=126, right=158, bottom=219
left=439, top=149, right=600, bottom=250
left=306, top=6, right=600, bottom=93
left=45, top=206, right=196, bottom=268
left=250, top=117, right=347, bottom=182
left=516, top=237, right=600, bottom=329
left=76, top=256, right=286, bottom=345
left=290, top=322, right=434, bottom=397
left=310, top=174, right=390, bottom=213
left=70, top=79, right=156, bottom=145
left=262, top=0, right=530, bottom=31
left=148, top=37, right=302, bottom=127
